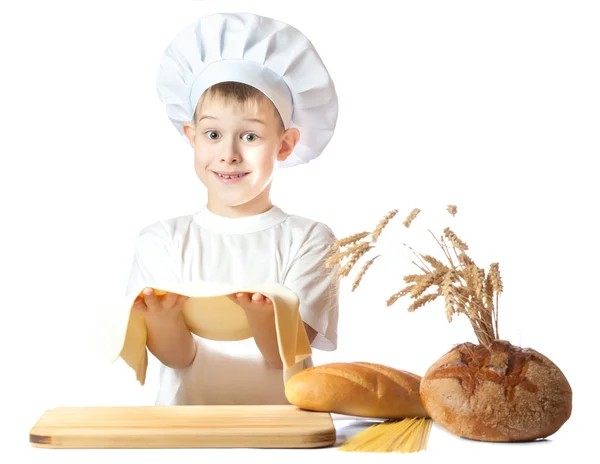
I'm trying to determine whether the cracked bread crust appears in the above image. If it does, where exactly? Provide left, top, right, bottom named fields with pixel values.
left=420, top=340, right=572, bottom=442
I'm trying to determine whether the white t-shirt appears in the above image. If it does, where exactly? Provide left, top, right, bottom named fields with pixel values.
left=125, top=204, right=339, bottom=405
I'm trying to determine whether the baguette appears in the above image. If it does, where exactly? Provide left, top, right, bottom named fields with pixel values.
left=285, top=361, right=429, bottom=419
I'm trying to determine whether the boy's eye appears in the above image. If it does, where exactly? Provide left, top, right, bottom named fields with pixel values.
left=242, top=133, right=259, bottom=142
left=206, top=131, right=221, bottom=140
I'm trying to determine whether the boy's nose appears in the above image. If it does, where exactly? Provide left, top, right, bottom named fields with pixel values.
left=220, top=140, right=241, bottom=164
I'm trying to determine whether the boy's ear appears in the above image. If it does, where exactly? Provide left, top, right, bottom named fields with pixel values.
left=277, top=128, right=300, bottom=162
left=183, top=121, right=196, bottom=145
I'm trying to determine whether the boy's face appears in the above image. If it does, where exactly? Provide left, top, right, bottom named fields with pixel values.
left=183, top=96, right=298, bottom=216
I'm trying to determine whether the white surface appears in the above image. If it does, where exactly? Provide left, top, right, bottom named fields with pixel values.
left=2, top=0, right=597, bottom=461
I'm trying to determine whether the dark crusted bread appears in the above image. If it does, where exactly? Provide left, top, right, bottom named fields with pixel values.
left=420, top=340, right=572, bottom=442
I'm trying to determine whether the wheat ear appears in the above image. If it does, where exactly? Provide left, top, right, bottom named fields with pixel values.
left=371, top=209, right=398, bottom=243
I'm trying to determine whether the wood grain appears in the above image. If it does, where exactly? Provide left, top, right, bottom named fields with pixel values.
left=29, top=405, right=336, bottom=449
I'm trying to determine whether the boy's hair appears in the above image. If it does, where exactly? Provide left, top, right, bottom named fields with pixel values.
left=193, top=81, right=285, bottom=133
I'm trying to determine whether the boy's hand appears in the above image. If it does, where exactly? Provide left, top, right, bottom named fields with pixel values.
left=228, top=292, right=281, bottom=369
left=132, top=287, right=190, bottom=322
left=227, top=292, right=272, bottom=311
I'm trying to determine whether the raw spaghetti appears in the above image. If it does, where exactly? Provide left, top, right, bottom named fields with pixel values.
left=339, top=417, right=432, bottom=453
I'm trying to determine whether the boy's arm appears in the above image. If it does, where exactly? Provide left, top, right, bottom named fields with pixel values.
left=145, top=312, right=197, bottom=369
left=234, top=293, right=318, bottom=369
left=243, top=302, right=283, bottom=369
left=126, top=224, right=195, bottom=369
left=135, top=289, right=197, bottom=370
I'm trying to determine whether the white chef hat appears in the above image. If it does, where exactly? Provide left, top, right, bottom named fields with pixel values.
left=156, top=12, right=338, bottom=167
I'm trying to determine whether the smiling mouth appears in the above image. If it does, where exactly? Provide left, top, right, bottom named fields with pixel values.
left=212, top=171, right=250, bottom=179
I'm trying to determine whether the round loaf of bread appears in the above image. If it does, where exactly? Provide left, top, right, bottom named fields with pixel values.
left=420, top=340, right=572, bottom=442
left=285, top=361, right=429, bottom=419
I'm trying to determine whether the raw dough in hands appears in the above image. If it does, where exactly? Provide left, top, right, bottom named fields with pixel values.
left=103, top=281, right=312, bottom=385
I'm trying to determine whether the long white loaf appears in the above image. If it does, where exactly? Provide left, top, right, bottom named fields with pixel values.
left=285, top=362, right=429, bottom=419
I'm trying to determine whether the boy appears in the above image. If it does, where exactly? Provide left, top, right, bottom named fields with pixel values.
left=125, top=13, right=339, bottom=405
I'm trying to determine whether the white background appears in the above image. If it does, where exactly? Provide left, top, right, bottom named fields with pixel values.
left=2, top=0, right=598, bottom=462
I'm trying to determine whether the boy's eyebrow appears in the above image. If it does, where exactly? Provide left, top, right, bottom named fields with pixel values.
left=197, top=115, right=217, bottom=122
left=197, top=115, right=266, bottom=125
left=244, top=118, right=266, bottom=125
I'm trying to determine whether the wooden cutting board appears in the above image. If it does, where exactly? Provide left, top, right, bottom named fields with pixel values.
left=29, top=405, right=336, bottom=449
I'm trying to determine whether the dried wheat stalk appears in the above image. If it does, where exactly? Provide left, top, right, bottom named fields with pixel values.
left=443, top=227, right=469, bottom=252
left=331, top=231, right=370, bottom=250
left=326, top=209, right=398, bottom=281
left=326, top=205, right=503, bottom=346
left=403, top=208, right=421, bottom=228
left=371, top=209, right=399, bottom=243
left=352, top=254, right=381, bottom=292
left=337, top=243, right=373, bottom=278
left=326, top=240, right=369, bottom=268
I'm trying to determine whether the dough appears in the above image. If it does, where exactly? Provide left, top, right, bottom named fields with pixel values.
left=103, top=281, right=312, bottom=386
